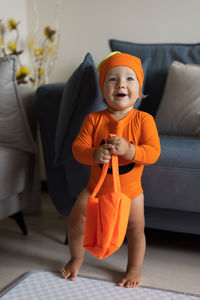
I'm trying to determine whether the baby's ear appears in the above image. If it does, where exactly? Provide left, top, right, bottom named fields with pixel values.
left=139, top=89, right=148, bottom=100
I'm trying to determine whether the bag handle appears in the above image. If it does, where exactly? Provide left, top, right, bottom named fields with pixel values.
left=90, top=134, right=121, bottom=198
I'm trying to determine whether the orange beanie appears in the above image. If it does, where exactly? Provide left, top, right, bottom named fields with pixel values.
left=98, top=52, right=144, bottom=93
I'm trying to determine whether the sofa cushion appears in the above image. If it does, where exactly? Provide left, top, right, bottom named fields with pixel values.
left=55, top=52, right=105, bottom=165
left=142, top=135, right=200, bottom=212
left=54, top=53, right=106, bottom=198
left=110, top=39, right=200, bottom=116
left=155, top=135, right=200, bottom=169
left=155, top=61, right=200, bottom=136
left=0, top=56, right=37, bottom=153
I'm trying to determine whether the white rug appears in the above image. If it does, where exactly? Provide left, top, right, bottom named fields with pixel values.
left=0, top=270, right=199, bottom=300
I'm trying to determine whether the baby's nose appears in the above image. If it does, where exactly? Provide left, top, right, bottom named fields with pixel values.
left=117, top=78, right=125, bottom=88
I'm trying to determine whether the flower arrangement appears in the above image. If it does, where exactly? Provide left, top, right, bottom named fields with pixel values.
left=28, top=25, right=59, bottom=88
left=0, top=18, right=60, bottom=88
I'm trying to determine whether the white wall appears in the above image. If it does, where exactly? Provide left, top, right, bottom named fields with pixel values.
left=3, top=0, right=200, bottom=83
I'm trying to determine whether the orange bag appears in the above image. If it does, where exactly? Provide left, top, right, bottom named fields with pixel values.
left=83, top=151, right=131, bottom=259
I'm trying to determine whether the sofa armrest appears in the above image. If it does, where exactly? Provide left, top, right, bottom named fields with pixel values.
left=36, top=83, right=65, bottom=175
left=36, top=83, right=74, bottom=215
left=18, top=85, right=37, bottom=141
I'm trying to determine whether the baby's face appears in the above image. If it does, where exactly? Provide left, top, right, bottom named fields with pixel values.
left=103, top=66, right=140, bottom=112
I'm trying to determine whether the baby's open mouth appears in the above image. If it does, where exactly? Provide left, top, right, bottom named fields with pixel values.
left=116, top=93, right=126, bottom=97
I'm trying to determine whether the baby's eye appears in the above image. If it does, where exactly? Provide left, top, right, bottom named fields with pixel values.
left=108, top=77, right=116, bottom=82
left=127, top=76, right=134, bottom=81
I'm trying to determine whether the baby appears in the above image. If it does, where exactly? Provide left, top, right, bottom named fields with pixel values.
left=61, top=52, right=161, bottom=288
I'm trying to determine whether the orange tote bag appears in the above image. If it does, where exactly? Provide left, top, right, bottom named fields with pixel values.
left=83, top=153, right=131, bottom=259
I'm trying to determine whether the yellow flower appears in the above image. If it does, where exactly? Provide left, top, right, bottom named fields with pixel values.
left=7, top=40, right=16, bottom=52
left=8, top=18, right=18, bottom=31
left=0, top=37, right=4, bottom=47
left=44, top=26, right=56, bottom=41
left=17, top=65, right=30, bottom=77
left=38, top=67, right=44, bottom=76
left=34, top=47, right=43, bottom=56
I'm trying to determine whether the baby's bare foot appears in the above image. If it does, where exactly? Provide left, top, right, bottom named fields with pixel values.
left=61, top=258, right=84, bottom=281
left=117, top=268, right=141, bottom=288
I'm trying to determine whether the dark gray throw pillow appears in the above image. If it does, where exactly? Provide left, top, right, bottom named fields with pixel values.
left=54, top=52, right=105, bottom=166
left=0, top=55, right=37, bottom=153
left=110, top=39, right=200, bottom=116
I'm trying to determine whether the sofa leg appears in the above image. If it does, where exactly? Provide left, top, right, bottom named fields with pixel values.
left=65, top=232, right=68, bottom=244
left=10, top=211, right=28, bottom=235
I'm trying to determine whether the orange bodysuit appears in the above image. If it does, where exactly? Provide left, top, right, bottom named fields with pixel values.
left=72, top=108, right=161, bottom=199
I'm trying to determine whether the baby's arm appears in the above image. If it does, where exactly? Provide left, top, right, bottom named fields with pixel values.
left=133, top=114, right=161, bottom=165
left=72, top=114, right=115, bottom=165
left=72, top=115, right=96, bottom=165
left=107, top=113, right=161, bottom=165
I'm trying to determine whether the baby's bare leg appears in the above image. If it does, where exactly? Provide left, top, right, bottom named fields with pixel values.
left=118, top=193, right=146, bottom=288
left=61, top=187, right=90, bottom=281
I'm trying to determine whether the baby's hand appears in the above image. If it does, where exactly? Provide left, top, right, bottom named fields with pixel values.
left=108, top=136, right=135, bottom=160
left=93, top=144, right=115, bottom=164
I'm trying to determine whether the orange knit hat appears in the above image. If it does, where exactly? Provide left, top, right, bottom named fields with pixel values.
left=97, top=52, right=144, bottom=93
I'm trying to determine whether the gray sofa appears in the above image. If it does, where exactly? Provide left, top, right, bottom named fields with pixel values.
left=37, top=42, right=200, bottom=235
left=0, top=56, right=40, bottom=234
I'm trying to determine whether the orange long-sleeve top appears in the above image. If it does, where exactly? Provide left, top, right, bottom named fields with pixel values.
left=72, top=108, right=161, bottom=199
